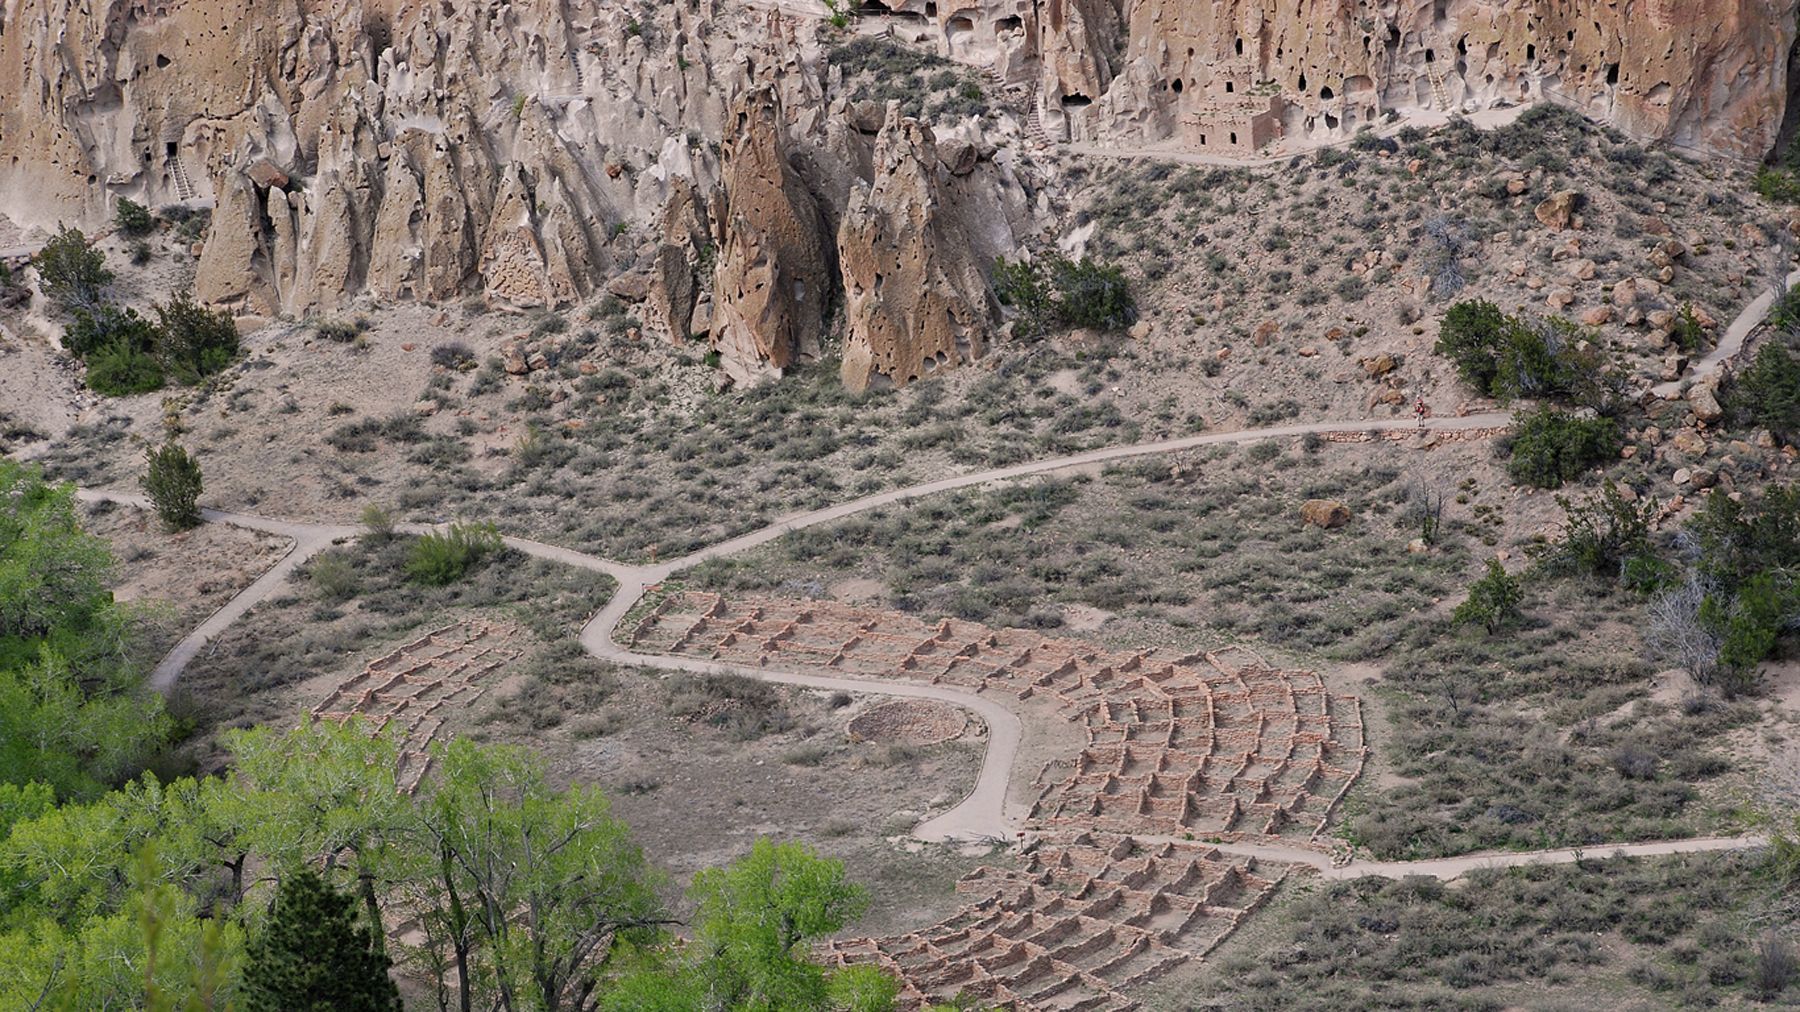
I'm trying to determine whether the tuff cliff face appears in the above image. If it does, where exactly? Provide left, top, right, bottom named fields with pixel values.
left=872, top=0, right=1799, bottom=159
left=1, top=0, right=738, bottom=314
left=708, top=86, right=833, bottom=386
left=838, top=106, right=998, bottom=394
left=4, top=0, right=1795, bottom=391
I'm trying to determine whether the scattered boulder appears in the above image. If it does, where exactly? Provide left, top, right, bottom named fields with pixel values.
left=1301, top=499, right=1352, bottom=530
left=1535, top=190, right=1583, bottom=232
left=1670, top=428, right=1707, bottom=456
left=1688, top=383, right=1724, bottom=424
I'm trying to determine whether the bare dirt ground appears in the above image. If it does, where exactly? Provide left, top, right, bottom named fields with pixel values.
left=7, top=80, right=1800, bottom=1008
left=82, top=499, right=289, bottom=660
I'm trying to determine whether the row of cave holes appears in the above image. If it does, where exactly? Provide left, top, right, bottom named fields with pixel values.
left=856, top=1, right=1020, bottom=34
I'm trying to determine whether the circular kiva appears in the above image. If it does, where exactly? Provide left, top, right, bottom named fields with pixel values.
left=847, top=699, right=967, bottom=746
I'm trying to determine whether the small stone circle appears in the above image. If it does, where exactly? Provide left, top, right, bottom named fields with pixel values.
left=846, top=699, right=966, bottom=746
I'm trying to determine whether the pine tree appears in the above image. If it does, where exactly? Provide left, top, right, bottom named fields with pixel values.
left=241, top=868, right=401, bottom=1012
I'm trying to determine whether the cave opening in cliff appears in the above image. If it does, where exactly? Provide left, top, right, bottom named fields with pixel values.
left=1320, top=85, right=1334, bottom=100
left=996, top=15, right=1022, bottom=33
left=1171, top=78, right=1183, bottom=94
left=1061, top=94, right=1093, bottom=108
left=1527, top=43, right=1536, bottom=63
left=1607, top=62, right=1620, bottom=85
left=1235, top=38, right=1244, bottom=56
left=1425, top=49, right=1435, bottom=64
left=1225, top=81, right=1234, bottom=93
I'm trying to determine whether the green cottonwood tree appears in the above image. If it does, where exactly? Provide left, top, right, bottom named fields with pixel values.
left=689, top=838, right=872, bottom=1010
left=242, top=868, right=400, bottom=1012
left=0, top=462, right=169, bottom=797
left=423, top=738, right=668, bottom=1012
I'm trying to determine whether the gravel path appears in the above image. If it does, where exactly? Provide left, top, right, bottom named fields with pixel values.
left=79, top=410, right=1774, bottom=874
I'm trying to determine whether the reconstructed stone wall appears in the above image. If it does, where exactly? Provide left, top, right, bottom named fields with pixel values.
left=629, top=591, right=1363, bottom=1008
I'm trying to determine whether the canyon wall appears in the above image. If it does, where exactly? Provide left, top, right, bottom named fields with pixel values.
left=874, top=0, right=1799, bottom=159
left=0, top=0, right=741, bottom=314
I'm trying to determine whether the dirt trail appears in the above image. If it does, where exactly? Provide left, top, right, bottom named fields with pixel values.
left=79, top=410, right=1774, bottom=875
left=1650, top=267, right=1800, bottom=400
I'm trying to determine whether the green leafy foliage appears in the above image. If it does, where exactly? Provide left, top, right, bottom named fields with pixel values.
left=114, top=198, right=155, bottom=238
left=62, top=305, right=158, bottom=360
left=1434, top=299, right=1509, bottom=393
left=152, top=290, right=239, bottom=384
left=2, top=719, right=893, bottom=1010
left=242, top=869, right=401, bottom=1012
left=33, top=226, right=113, bottom=314
left=994, top=254, right=1136, bottom=338
left=1728, top=337, right=1800, bottom=443
left=1676, top=486, right=1800, bottom=694
left=86, top=340, right=167, bottom=396
left=59, top=291, right=236, bottom=397
left=1452, top=559, right=1525, bottom=634
left=405, top=523, right=504, bottom=585
left=1552, top=480, right=1655, bottom=580
left=1434, top=300, right=1617, bottom=408
left=142, top=442, right=203, bottom=531
left=1505, top=407, right=1620, bottom=489
left=0, top=463, right=169, bottom=799
left=688, top=838, right=870, bottom=1007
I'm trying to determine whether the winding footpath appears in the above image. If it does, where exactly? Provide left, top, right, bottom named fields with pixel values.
left=77, top=406, right=1774, bottom=878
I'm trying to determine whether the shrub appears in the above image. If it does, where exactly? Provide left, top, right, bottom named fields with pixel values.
left=142, top=441, right=203, bottom=530
left=1774, top=285, right=1800, bottom=333
left=429, top=342, right=476, bottom=370
left=1452, top=559, right=1524, bottom=633
left=1669, top=304, right=1707, bottom=352
left=33, top=225, right=113, bottom=314
left=1554, top=480, right=1654, bottom=579
left=1610, top=746, right=1658, bottom=780
left=1506, top=407, right=1620, bottom=488
left=114, top=198, right=154, bottom=238
left=1702, top=571, right=1795, bottom=696
left=993, top=257, right=1057, bottom=338
left=85, top=339, right=166, bottom=396
left=308, top=552, right=360, bottom=602
left=1756, top=932, right=1797, bottom=998
left=315, top=318, right=368, bottom=343
left=1052, top=257, right=1136, bottom=331
left=359, top=504, right=396, bottom=542
left=1690, top=484, right=1800, bottom=589
left=154, top=290, right=239, bottom=383
left=1436, top=301, right=1616, bottom=407
left=405, top=523, right=503, bottom=586
left=1729, top=339, right=1800, bottom=442
left=62, top=304, right=157, bottom=359
left=1435, top=299, right=1510, bottom=393
left=994, top=254, right=1136, bottom=338
left=1757, top=166, right=1800, bottom=205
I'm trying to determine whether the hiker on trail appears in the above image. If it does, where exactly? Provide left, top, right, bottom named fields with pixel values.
left=1414, top=398, right=1430, bottom=427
